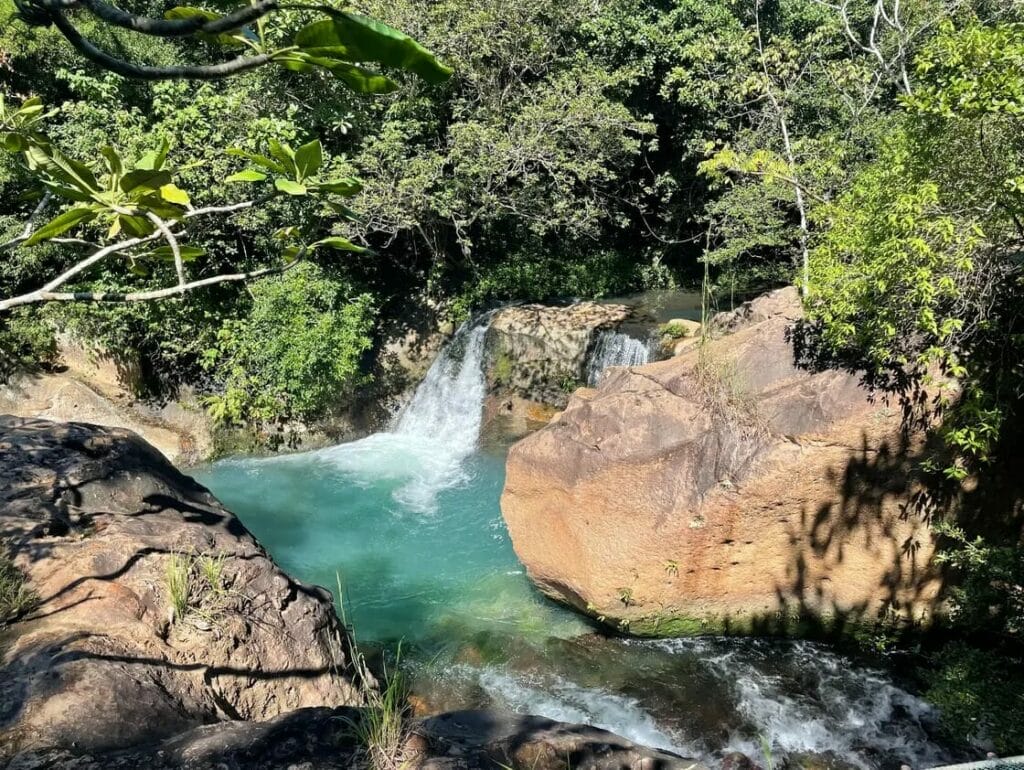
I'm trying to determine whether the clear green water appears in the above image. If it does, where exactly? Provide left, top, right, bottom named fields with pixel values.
left=194, top=440, right=958, bottom=768
left=193, top=439, right=589, bottom=646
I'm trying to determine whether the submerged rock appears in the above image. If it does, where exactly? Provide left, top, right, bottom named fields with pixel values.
left=500, top=288, right=945, bottom=636
left=0, top=417, right=360, bottom=760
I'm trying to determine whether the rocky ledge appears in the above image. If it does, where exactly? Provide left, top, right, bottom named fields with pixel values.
left=0, top=417, right=360, bottom=760
left=4, top=708, right=708, bottom=770
left=486, top=302, right=632, bottom=407
left=501, top=288, right=946, bottom=636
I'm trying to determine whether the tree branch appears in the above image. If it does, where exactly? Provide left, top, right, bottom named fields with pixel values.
left=3, top=260, right=301, bottom=309
left=76, top=0, right=277, bottom=37
left=51, top=11, right=273, bottom=80
left=146, top=211, right=185, bottom=289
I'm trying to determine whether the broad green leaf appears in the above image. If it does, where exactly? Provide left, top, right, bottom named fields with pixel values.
left=100, top=146, right=123, bottom=178
left=136, top=138, right=169, bottom=171
left=121, top=169, right=172, bottom=194
left=136, top=193, right=188, bottom=219
left=328, top=201, right=364, bottom=222
left=118, top=214, right=154, bottom=237
left=24, top=145, right=100, bottom=194
left=41, top=181, right=94, bottom=203
left=147, top=244, right=206, bottom=261
left=294, top=14, right=453, bottom=85
left=274, top=178, right=307, bottom=196
left=2, top=133, right=27, bottom=152
left=24, top=207, right=96, bottom=246
left=282, top=245, right=304, bottom=263
left=316, top=58, right=398, bottom=94
left=17, top=96, right=43, bottom=115
left=314, top=177, right=362, bottom=196
left=225, top=169, right=268, bottom=183
left=268, top=140, right=298, bottom=177
left=226, top=148, right=286, bottom=174
left=312, top=236, right=370, bottom=253
left=275, top=53, right=399, bottom=94
left=294, top=140, right=323, bottom=181
left=159, top=183, right=191, bottom=206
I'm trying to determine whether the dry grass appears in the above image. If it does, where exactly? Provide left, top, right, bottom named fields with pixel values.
left=693, top=348, right=766, bottom=431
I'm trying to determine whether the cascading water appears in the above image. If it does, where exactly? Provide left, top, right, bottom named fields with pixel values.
left=586, top=329, right=652, bottom=385
left=195, top=308, right=963, bottom=770
left=283, top=316, right=492, bottom=514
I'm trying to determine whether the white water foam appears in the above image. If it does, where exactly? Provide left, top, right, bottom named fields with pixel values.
left=473, top=666, right=700, bottom=757
left=586, top=330, right=651, bottom=385
left=639, top=638, right=951, bottom=769
left=235, top=316, right=492, bottom=514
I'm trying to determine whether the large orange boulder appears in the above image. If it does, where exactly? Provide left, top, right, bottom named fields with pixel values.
left=500, top=288, right=945, bottom=636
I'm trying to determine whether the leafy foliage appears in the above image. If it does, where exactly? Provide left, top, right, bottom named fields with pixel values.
left=203, top=262, right=375, bottom=425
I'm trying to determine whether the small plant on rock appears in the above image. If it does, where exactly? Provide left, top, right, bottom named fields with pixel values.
left=165, top=549, right=232, bottom=627
left=341, top=643, right=411, bottom=770
left=0, top=551, right=36, bottom=624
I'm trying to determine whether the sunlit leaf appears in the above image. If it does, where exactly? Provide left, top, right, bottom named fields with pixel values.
left=147, top=244, right=206, bottom=261
left=226, top=148, right=286, bottom=174
left=23, top=207, right=96, bottom=246
left=294, top=14, right=453, bottom=85
left=159, top=183, right=191, bottom=206
left=225, top=169, right=268, bottom=183
left=294, top=140, right=323, bottom=181
left=275, top=178, right=307, bottom=196
left=136, top=138, right=170, bottom=171
left=312, top=235, right=371, bottom=253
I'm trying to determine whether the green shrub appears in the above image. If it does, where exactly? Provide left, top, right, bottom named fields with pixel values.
left=926, top=643, right=1024, bottom=754
left=204, top=263, right=376, bottom=425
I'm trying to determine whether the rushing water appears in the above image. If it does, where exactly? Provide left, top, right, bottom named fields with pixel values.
left=586, top=329, right=653, bottom=385
left=194, top=315, right=959, bottom=770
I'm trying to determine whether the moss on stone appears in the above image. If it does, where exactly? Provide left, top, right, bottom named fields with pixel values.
left=593, top=605, right=940, bottom=645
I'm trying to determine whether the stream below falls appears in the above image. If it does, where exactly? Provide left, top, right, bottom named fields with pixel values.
left=194, top=315, right=962, bottom=770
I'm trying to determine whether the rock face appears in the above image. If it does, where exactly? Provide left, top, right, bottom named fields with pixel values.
left=0, top=371, right=214, bottom=466
left=413, top=710, right=708, bottom=770
left=1, top=708, right=709, bottom=770
left=486, top=302, right=632, bottom=407
left=0, top=417, right=360, bottom=760
left=501, top=288, right=945, bottom=635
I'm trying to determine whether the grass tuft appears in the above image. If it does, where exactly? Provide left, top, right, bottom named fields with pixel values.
left=0, top=550, right=36, bottom=624
left=165, top=549, right=231, bottom=627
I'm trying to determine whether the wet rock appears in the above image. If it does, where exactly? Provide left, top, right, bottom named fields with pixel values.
left=486, top=302, right=632, bottom=406
left=720, top=752, right=762, bottom=770
left=501, top=287, right=945, bottom=635
left=414, top=710, right=710, bottom=770
left=0, top=417, right=360, bottom=760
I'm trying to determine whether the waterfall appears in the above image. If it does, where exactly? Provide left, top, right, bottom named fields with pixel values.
left=586, top=330, right=651, bottom=385
left=292, top=315, right=493, bottom=514
left=392, top=318, right=490, bottom=451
